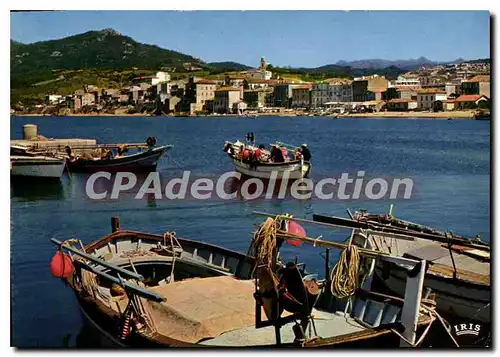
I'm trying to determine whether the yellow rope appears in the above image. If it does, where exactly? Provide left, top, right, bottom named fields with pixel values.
left=330, top=245, right=360, bottom=299
left=249, top=214, right=291, bottom=273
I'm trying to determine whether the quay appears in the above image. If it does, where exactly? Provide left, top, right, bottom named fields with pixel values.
left=11, top=124, right=97, bottom=153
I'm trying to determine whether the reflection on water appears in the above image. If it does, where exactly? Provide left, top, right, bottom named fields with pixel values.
left=10, top=178, right=66, bottom=201
left=10, top=116, right=490, bottom=348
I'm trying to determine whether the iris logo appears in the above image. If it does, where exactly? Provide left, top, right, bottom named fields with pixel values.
left=453, top=323, right=481, bottom=336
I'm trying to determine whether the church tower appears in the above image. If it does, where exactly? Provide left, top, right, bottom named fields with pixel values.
left=260, top=56, right=267, bottom=70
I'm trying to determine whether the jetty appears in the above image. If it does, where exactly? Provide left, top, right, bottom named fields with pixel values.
left=11, top=124, right=97, bottom=153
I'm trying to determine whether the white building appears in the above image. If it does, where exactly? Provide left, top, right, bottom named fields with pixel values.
left=417, top=89, right=448, bottom=110
left=391, top=75, right=420, bottom=87
left=153, top=71, right=170, bottom=85
left=45, top=94, right=64, bottom=105
left=311, top=83, right=329, bottom=108
left=328, top=84, right=343, bottom=102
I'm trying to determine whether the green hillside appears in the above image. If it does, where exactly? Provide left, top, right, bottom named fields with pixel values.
left=11, top=28, right=205, bottom=74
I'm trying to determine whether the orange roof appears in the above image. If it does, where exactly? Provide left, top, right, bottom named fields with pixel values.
left=293, top=85, right=312, bottom=90
left=196, top=79, right=217, bottom=85
left=417, top=88, right=446, bottom=94
left=216, top=87, right=241, bottom=92
left=466, top=75, right=490, bottom=83
left=454, top=95, right=486, bottom=102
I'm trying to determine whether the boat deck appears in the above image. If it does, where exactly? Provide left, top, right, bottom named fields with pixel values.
left=200, top=309, right=364, bottom=346
left=371, top=234, right=490, bottom=285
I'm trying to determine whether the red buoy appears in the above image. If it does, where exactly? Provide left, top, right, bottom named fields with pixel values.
left=50, top=250, right=74, bottom=278
left=286, top=220, right=305, bottom=246
left=243, top=150, right=250, bottom=159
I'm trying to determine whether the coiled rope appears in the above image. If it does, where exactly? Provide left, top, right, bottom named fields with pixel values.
left=249, top=214, right=291, bottom=274
left=330, top=244, right=360, bottom=299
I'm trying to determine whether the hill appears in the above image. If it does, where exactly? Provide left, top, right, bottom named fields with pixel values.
left=11, top=28, right=205, bottom=74
left=335, top=57, right=467, bottom=70
left=207, top=61, right=252, bottom=72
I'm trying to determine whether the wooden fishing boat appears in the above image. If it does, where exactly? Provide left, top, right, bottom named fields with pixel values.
left=10, top=145, right=66, bottom=179
left=49, top=215, right=450, bottom=348
left=66, top=144, right=171, bottom=173
left=223, top=138, right=311, bottom=180
left=61, top=137, right=172, bottom=173
left=313, top=210, right=491, bottom=325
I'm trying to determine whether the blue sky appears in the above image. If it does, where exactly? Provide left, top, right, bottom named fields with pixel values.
left=10, top=11, right=490, bottom=67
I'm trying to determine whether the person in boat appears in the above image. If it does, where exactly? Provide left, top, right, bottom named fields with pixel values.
left=301, top=144, right=311, bottom=161
left=270, top=145, right=285, bottom=163
left=242, top=148, right=251, bottom=161
left=253, top=144, right=265, bottom=161
left=295, top=148, right=303, bottom=161
left=280, top=146, right=289, bottom=161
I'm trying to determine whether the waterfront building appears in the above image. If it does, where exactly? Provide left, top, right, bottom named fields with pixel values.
left=311, top=83, right=329, bottom=108
left=396, top=87, right=419, bottom=100
left=181, top=77, right=217, bottom=114
left=385, top=98, right=418, bottom=111
left=214, top=87, right=242, bottom=114
left=352, top=75, right=388, bottom=102
left=416, top=88, right=447, bottom=111
left=453, top=94, right=490, bottom=110
left=460, top=75, right=490, bottom=99
left=243, top=89, right=269, bottom=109
left=327, top=83, right=343, bottom=102
left=292, top=85, right=312, bottom=108
left=274, top=83, right=299, bottom=108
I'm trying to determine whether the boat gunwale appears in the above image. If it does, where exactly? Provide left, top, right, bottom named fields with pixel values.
left=84, top=229, right=255, bottom=264
left=68, top=145, right=171, bottom=168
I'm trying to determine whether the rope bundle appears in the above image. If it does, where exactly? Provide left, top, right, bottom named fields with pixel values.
left=330, top=245, right=360, bottom=299
left=249, top=215, right=289, bottom=273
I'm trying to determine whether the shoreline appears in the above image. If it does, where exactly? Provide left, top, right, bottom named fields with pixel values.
left=11, top=110, right=483, bottom=119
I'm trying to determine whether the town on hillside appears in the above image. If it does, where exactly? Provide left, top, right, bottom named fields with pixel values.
left=13, top=56, right=491, bottom=118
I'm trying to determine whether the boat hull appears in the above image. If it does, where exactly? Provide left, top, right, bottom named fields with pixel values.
left=372, top=262, right=490, bottom=324
left=10, top=157, right=65, bottom=179
left=232, top=159, right=310, bottom=180
left=74, top=294, right=433, bottom=348
left=67, top=146, right=169, bottom=173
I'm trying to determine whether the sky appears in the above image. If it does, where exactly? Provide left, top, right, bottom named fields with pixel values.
left=10, top=10, right=490, bottom=68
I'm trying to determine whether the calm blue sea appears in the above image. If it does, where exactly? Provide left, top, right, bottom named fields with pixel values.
left=10, top=115, right=490, bottom=347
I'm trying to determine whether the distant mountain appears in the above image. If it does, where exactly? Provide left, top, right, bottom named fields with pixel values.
left=207, top=61, right=252, bottom=71
left=11, top=28, right=206, bottom=73
left=464, top=58, right=490, bottom=64
left=334, top=57, right=468, bottom=70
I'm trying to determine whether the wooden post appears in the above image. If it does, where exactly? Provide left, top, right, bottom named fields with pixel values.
left=112, top=216, right=120, bottom=233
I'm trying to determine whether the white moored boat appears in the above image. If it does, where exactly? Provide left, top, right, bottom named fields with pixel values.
left=11, top=155, right=66, bottom=179
left=11, top=145, right=66, bottom=179
left=223, top=139, right=311, bottom=180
